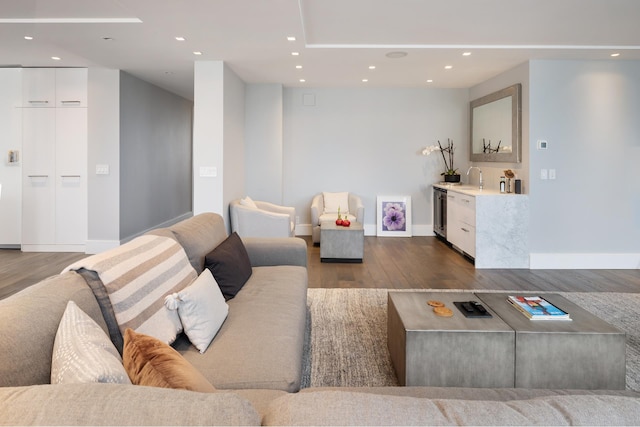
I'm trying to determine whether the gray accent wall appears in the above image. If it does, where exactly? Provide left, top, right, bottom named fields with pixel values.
left=529, top=60, right=640, bottom=261
left=119, top=71, right=193, bottom=240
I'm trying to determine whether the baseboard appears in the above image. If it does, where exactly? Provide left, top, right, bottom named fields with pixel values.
left=296, top=223, right=436, bottom=237
left=530, top=253, right=640, bottom=269
left=21, top=244, right=86, bottom=253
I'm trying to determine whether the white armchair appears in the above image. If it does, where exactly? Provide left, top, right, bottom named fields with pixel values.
left=311, top=192, right=364, bottom=244
left=229, top=197, right=296, bottom=238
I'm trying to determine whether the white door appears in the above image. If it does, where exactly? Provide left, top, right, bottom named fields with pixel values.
left=55, top=108, right=87, bottom=245
left=22, top=108, right=56, bottom=245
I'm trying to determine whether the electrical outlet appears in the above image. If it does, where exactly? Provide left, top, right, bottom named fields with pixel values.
left=540, top=169, right=548, bottom=180
left=549, top=169, right=556, bottom=180
left=96, top=164, right=109, bottom=175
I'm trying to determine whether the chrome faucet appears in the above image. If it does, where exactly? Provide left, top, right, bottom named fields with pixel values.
left=466, top=166, right=483, bottom=189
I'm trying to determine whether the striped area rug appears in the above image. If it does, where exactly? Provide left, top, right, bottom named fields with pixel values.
left=301, top=289, right=640, bottom=391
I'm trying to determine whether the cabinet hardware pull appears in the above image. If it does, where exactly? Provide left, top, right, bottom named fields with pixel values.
left=60, top=100, right=81, bottom=104
left=60, top=175, right=81, bottom=178
left=28, top=100, right=49, bottom=104
left=27, top=175, right=48, bottom=178
left=461, top=227, right=469, bottom=232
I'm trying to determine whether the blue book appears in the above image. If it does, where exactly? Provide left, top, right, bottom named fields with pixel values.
left=507, top=296, right=571, bottom=321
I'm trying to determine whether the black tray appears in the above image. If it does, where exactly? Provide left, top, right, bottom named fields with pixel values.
left=454, top=301, right=493, bottom=318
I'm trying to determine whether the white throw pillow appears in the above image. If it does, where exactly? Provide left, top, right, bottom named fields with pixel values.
left=323, top=192, right=349, bottom=215
left=240, top=196, right=258, bottom=209
left=51, top=301, right=131, bottom=384
left=164, top=269, right=229, bottom=353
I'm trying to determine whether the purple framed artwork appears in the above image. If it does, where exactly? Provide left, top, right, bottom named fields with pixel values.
left=376, top=196, right=412, bottom=237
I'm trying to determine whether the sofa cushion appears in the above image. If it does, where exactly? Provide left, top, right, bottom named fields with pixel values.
left=0, top=383, right=260, bottom=426
left=164, top=269, right=229, bottom=353
left=205, top=232, right=252, bottom=300
left=263, top=390, right=640, bottom=426
left=64, top=235, right=196, bottom=345
left=175, top=265, right=308, bottom=392
left=0, top=271, right=107, bottom=387
left=168, top=212, right=228, bottom=273
left=240, top=195, right=258, bottom=209
left=123, top=328, right=216, bottom=393
left=51, top=301, right=130, bottom=385
left=323, top=191, right=349, bottom=215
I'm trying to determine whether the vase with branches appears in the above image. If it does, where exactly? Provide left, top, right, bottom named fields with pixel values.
left=421, top=139, right=460, bottom=182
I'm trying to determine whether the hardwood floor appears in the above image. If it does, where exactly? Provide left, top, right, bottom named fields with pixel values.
left=2, top=236, right=639, bottom=300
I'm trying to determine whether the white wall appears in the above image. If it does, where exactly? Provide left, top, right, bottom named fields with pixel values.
left=281, top=87, right=469, bottom=235
left=245, top=84, right=283, bottom=204
left=193, top=61, right=246, bottom=230
left=87, top=68, right=120, bottom=253
left=222, top=64, right=246, bottom=227
left=0, top=69, right=22, bottom=247
left=528, top=60, right=640, bottom=268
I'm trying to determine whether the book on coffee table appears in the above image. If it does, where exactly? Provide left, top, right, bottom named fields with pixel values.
left=507, top=295, right=571, bottom=321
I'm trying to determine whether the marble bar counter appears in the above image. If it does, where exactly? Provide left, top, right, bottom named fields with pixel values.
left=433, top=184, right=529, bottom=269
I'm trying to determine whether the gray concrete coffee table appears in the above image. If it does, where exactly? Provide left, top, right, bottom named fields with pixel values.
left=387, top=291, right=515, bottom=388
left=476, top=293, right=626, bottom=390
left=320, top=221, right=364, bottom=263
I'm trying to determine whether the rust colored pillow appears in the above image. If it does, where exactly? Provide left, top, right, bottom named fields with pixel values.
left=122, top=328, right=216, bottom=393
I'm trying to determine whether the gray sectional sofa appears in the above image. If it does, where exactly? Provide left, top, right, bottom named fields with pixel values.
left=1, top=212, right=640, bottom=426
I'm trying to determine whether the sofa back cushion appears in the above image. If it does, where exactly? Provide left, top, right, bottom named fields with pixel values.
left=0, top=271, right=107, bottom=387
left=148, top=213, right=228, bottom=274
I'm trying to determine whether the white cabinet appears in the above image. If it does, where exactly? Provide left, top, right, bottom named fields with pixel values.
left=21, top=68, right=87, bottom=252
left=22, top=68, right=88, bottom=108
left=447, top=192, right=476, bottom=258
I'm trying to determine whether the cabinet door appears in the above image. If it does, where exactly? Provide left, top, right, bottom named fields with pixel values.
left=56, top=68, right=88, bottom=107
left=22, top=68, right=55, bottom=107
left=22, top=108, right=56, bottom=245
left=55, top=108, right=87, bottom=245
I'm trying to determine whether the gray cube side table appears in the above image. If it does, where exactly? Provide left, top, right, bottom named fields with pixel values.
left=476, top=293, right=626, bottom=390
left=320, top=221, right=364, bottom=263
left=387, top=292, right=515, bottom=388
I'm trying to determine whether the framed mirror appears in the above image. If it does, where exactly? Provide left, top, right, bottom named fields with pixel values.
left=470, top=83, right=521, bottom=163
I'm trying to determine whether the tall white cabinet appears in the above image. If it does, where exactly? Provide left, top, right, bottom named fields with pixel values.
left=21, top=68, right=87, bottom=252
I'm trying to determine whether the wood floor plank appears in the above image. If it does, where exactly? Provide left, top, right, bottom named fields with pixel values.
left=2, top=236, right=640, bottom=300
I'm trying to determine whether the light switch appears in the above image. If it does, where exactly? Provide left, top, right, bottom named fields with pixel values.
left=96, top=164, right=110, bottom=175
left=549, top=169, right=556, bottom=180
left=199, top=166, right=217, bottom=177
left=540, top=169, right=548, bottom=180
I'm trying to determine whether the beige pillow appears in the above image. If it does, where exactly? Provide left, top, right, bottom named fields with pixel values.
left=51, top=301, right=130, bottom=385
left=122, top=328, right=216, bottom=392
left=240, top=196, right=258, bottom=209
left=323, top=191, right=349, bottom=215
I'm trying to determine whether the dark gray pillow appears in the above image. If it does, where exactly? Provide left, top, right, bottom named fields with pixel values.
left=204, top=232, right=252, bottom=300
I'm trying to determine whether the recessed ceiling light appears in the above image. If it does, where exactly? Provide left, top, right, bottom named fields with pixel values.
left=444, top=65, right=453, bottom=69
left=175, top=36, right=186, bottom=41
left=51, top=56, right=61, bottom=61
left=611, top=53, right=621, bottom=57
left=287, top=36, right=296, bottom=41
left=164, top=71, right=174, bottom=75
left=427, top=79, right=433, bottom=83
left=291, top=51, right=300, bottom=56
left=24, top=35, right=33, bottom=40
left=368, top=65, right=376, bottom=70
left=299, top=79, right=306, bottom=83
left=362, top=79, right=369, bottom=82
left=193, top=51, right=202, bottom=55
left=295, top=65, right=302, bottom=69
left=462, top=52, right=471, bottom=56
left=102, top=36, right=114, bottom=41
left=386, top=51, right=407, bottom=59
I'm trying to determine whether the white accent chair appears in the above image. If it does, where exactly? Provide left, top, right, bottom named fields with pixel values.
left=310, top=192, right=364, bottom=244
left=229, top=197, right=296, bottom=238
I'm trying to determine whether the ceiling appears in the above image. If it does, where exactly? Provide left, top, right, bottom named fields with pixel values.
left=1, top=0, right=639, bottom=100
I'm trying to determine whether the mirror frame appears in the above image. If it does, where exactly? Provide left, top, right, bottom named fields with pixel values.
left=470, top=83, right=522, bottom=163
